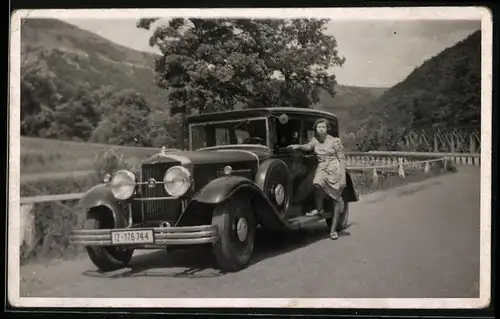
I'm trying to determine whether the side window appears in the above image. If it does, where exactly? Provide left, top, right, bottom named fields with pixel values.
left=302, top=118, right=316, bottom=144
left=276, top=118, right=301, bottom=147
left=190, top=125, right=207, bottom=149
left=235, top=129, right=249, bottom=144
left=328, top=120, right=338, bottom=137
left=215, top=128, right=228, bottom=145
left=307, top=130, right=314, bottom=140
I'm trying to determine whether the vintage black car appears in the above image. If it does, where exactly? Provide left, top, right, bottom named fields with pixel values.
left=70, top=107, right=359, bottom=272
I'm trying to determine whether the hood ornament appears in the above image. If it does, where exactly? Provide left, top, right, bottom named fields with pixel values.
left=147, top=178, right=157, bottom=188
left=160, top=146, right=166, bottom=154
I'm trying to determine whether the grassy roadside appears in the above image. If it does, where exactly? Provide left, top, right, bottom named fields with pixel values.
left=21, top=136, right=163, bottom=175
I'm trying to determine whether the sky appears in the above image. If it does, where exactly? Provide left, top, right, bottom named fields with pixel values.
left=61, top=18, right=481, bottom=88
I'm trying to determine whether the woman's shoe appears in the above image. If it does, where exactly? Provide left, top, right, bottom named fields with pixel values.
left=306, top=209, right=319, bottom=217
left=329, top=232, right=339, bottom=240
left=306, top=209, right=325, bottom=217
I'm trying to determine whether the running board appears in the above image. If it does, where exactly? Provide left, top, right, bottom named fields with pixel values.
left=286, top=215, right=325, bottom=230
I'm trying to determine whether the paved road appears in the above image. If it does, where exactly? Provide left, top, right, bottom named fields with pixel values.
left=20, top=167, right=480, bottom=298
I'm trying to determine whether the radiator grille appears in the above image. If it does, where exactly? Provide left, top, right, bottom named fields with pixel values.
left=140, top=162, right=180, bottom=223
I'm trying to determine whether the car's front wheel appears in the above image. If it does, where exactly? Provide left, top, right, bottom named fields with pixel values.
left=212, top=194, right=256, bottom=272
left=84, top=214, right=134, bottom=272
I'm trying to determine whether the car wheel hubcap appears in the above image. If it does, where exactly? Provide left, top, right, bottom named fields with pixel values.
left=236, top=217, right=248, bottom=242
left=274, top=183, right=285, bottom=205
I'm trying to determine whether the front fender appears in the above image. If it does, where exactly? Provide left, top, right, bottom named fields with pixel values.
left=76, top=183, right=128, bottom=228
left=190, top=175, right=288, bottom=231
left=193, top=175, right=263, bottom=205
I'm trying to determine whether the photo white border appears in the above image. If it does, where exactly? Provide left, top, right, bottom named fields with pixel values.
left=8, top=6, right=493, bottom=309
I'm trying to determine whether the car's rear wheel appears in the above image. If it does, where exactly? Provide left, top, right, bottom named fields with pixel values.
left=212, top=194, right=256, bottom=272
left=84, top=214, right=134, bottom=272
left=326, top=201, right=349, bottom=232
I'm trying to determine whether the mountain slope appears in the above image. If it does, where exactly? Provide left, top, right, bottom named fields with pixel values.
left=21, top=18, right=385, bottom=126
left=348, top=30, right=481, bottom=150
left=314, top=85, right=387, bottom=133
left=21, top=18, right=169, bottom=110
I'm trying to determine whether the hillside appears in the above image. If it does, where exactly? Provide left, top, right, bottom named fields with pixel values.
left=21, top=18, right=169, bottom=110
left=313, top=85, right=387, bottom=133
left=20, top=18, right=385, bottom=132
left=348, top=30, right=481, bottom=151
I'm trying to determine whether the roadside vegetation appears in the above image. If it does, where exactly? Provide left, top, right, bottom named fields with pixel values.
left=21, top=136, right=161, bottom=175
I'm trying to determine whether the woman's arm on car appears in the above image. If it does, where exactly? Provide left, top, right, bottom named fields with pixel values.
left=288, top=138, right=316, bottom=152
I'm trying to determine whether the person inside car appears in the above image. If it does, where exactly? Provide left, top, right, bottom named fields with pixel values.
left=287, top=118, right=347, bottom=240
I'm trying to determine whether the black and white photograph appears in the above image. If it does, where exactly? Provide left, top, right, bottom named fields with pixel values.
left=8, top=7, right=492, bottom=309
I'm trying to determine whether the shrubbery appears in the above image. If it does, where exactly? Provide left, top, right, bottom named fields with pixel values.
left=20, top=148, right=135, bottom=264
left=20, top=175, right=95, bottom=263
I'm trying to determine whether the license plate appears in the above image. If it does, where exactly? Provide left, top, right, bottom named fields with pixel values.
left=111, top=229, right=154, bottom=245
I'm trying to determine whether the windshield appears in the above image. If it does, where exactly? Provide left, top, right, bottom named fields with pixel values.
left=189, top=118, right=268, bottom=150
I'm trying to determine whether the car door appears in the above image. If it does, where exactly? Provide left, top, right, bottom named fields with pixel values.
left=271, top=117, right=307, bottom=198
left=289, top=117, right=320, bottom=204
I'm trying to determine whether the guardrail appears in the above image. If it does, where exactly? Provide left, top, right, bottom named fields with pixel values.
left=19, top=192, right=85, bottom=205
left=18, top=150, right=477, bottom=206
left=17, top=150, right=477, bottom=257
left=346, top=150, right=480, bottom=167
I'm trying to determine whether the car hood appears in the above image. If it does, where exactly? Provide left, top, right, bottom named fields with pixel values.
left=143, top=146, right=272, bottom=166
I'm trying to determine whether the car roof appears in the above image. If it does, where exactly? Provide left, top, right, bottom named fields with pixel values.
left=186, top=107, right=338, bottom=124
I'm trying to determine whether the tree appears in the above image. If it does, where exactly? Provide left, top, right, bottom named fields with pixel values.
left=20, top=63, right=63, bottom=136
left=147, top=110, right=184, bottom=149
left=137, top=18, right=346, bottom=116
left=47, top=85, right=102, bottom=140
left=89, top=89, right=153, bottom=146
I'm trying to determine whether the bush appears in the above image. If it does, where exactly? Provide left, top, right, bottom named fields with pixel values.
left=20, top=147, right=135, bottom=264
left=20, top=174, right=98, bottom=264
left=93, top=147, right=133, bottom=177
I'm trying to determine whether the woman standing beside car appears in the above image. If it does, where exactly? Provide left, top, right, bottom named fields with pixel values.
left=287, top=118, right=347, bottom=240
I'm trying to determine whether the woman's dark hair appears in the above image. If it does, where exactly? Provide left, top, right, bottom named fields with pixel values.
left=312, top=118, right=331, bottom=140
left=313, top=118, right=331, bottom=133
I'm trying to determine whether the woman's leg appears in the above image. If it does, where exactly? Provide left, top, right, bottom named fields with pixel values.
left=329, top=199, right=341, bottom=239
left=329, top=192, right=344, bottom=240
left=314, top=185, right=326, bottom=214
left=307, top=184, right=326, bottom=216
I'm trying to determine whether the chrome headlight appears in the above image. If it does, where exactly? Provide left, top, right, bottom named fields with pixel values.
left=163, top=166, right=192, bottom=197
left=109, top=169, right=136, bottom=200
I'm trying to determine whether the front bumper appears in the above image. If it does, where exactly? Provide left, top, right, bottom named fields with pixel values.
left=69, top=225, right=219, bottom=246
